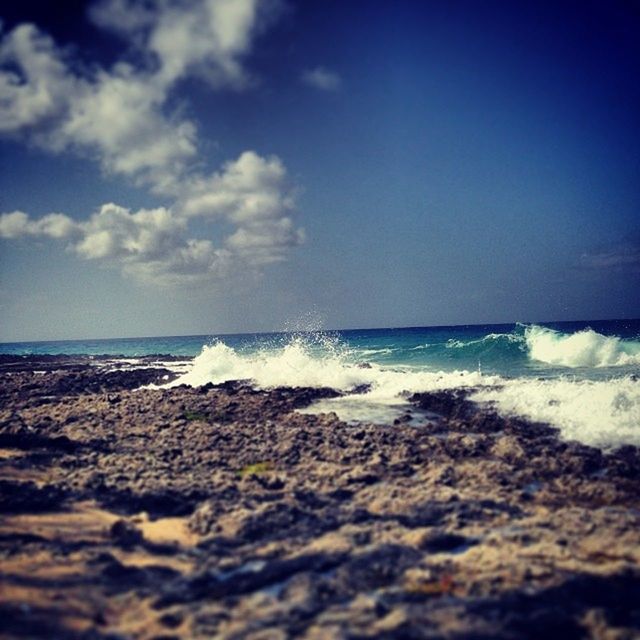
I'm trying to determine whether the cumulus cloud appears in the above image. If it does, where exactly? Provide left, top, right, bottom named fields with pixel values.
left=0, top=211, right=77, bottom=239
left=0, top=24, right=76, bottom=133
left=301, top=66, right=341, bottom=91
left=71, top=203, right=233, bottom=284
left=89, top=0, right=282, bottom=89
left=0, top=6, right=224, bottom=190
left=58, top=68, right=198, bottom=193
left=179, top=151, right=304, bottom=264
left=0, top=150, right=303, bottom=284
left=181, top=151, right=294, bottom=221
left=227, top=217, right=305, bottom=265
left=73, top=204, right=184, bottom=261
left=0, top=0, right=304, bottom=284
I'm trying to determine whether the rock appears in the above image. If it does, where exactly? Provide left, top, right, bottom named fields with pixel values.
left=110, top=519, right=144, bottom=548
left=418, top=531, right=476, bottom=553
left=492, top=435, right=526, bottom=462
left=1, top=357, right=640, bottom=639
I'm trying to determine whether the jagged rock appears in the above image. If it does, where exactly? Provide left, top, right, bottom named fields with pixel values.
left=0, top=357, right=638, bottom=639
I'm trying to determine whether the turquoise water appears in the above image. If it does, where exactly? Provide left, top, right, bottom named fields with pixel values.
left=2, top=320, right=639, bottom=448
left=2, top=319, right=639, bottom=380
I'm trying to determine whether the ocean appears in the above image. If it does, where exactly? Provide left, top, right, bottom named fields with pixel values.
left=2, top=319, right=639, bottom=449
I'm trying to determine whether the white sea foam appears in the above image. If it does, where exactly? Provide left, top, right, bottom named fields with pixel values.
left=357, top=347, right=396, bottom=357
left=169, top=338, right=489, bottom=395
left=168, top=335, right=640, bottom=448
left=524, top=325, right=640, bottom=368
left=472, top=376, right=640, bottom=448
left=445, top=332, right=521, bottom=349
left=169, top=339, right=367, bottom=390
left=106, top=357, right=192, bottom=375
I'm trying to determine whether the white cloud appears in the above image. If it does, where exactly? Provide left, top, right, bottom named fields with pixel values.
left=0, top=211, right=32, bottom=238
left=74, top=203, right=185, bottom=261
left=0, top=203, right=223, bottom=284
left=302, top=66, right=341, bottom=92
left=180, top=151, right=293, bottom=222
left=0, top=0, right=285, bottom=189
left=0, top=24, right=76, bottom=132
left=90, top=0, right=282, bottom=89
left=227, top=217, right=305, bottom=264
left=0, top=210, right=77, bottom=239
left=35, top=213, right=78, bottom=238
left=58, top=67, right=198, bottom=192
left=87, top=0, right=157, bottom=36
left=125, top=240, right=233, bottom=285
left=179, top=151, right=303, bottom=264
left=70, top=202, right=233, bottom=284
left=0, top=151, right=304, bottom=283
left=0, top=22, right=198, bottom=190
left=0, top=0, right=304, bottom=285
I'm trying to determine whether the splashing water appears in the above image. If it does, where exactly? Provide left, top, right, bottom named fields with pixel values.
left=164, top=322, right=640, bottom=448
left=472, top=375, right=640, bottom=449
left=3, top=319, right=639, bottom=448
left=524, top=325, right=640, bottom=368
left=169, top=337, right=365, bottom=390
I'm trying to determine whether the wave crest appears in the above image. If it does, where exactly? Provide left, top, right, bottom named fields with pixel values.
left=169, top=338, right=366, bottom=390
left=524, top=325, right=640, bottom=368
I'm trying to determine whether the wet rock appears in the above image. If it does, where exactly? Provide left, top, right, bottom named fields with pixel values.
left=409, top=390, right=476, bottom=421
left=349, top=383, right=372, bottom=394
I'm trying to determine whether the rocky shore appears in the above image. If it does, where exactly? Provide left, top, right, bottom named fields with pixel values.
left=1, top=356, right=639, bottom=639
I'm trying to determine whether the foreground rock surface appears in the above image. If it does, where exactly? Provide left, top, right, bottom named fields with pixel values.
left=0, top=357, right=639, bottom=639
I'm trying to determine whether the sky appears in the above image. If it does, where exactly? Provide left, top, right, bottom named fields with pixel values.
left=0, top=0, right=639, bottom=341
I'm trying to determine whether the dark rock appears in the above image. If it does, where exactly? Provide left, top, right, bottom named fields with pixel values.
left=95, top=487, right=206, bottom=519
left=419, top=531, right=477, bottom=553
left=338, top=544, right=421, bottom=592
left=155, top=553, right=345, bottom=608
left=158, top=613, right=183, bottom=629
left=110, top=520, right=144, bottom=548
left=0, top=480, right=67, bottom=514
left=0, top=432, right=81, bottom=452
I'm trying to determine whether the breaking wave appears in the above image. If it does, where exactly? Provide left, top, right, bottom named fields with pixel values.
left=524, top=325, right=640, bottom=368
left=168, top=330, right=640, bottom=448
left=429, top=324, right=640, bottom=369
left=170, top=338, right=365, bottom=390
left=169, top=337, right=489, bottom=395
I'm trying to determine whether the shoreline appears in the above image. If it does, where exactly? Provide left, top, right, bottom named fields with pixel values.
left=1, top=356, right=639, bottom=638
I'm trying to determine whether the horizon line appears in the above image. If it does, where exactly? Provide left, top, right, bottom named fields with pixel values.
left=1, top=316, right=638, bottom=347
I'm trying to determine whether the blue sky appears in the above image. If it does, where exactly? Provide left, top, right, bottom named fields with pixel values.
left=0, top=0, right=638, bottom=341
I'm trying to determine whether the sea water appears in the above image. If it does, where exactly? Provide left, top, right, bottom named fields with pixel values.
left=2, top=319, right=639, bottom=449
